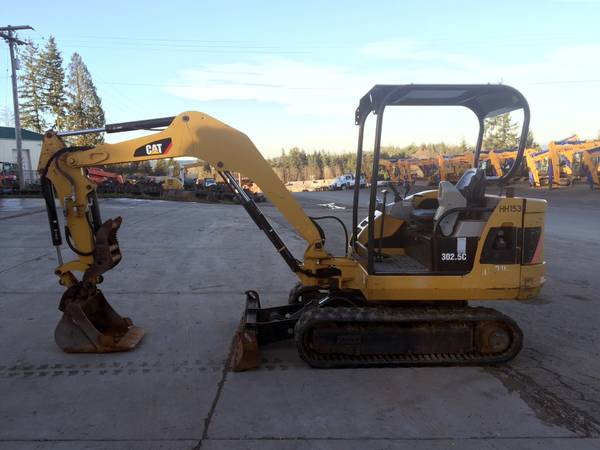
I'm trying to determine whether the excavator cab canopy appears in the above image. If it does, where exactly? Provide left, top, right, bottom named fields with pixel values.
left=351, top=84, right=531, bottom=273
left=355, top=84, right=530, bottom=171
left=356, top=84, right=528, bottom=122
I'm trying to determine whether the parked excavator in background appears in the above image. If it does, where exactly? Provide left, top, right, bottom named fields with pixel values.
left=525, top=148, right=552, bottom=187
left=438, top=153, right=474, bottom=182
left=488, top=149, right=517, bottom=177
left=37, top=84, right=545, bottom=371
left=378, top=147, right=549, bottom=187
left=549, top=138, right=600, bottom=189
left=381, top=153, right=475, bottom=185
left=379, top=158, right=401, bottom=183
left=523, top=137, right=589, bottom=189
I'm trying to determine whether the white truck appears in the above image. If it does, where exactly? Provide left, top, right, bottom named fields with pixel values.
left=328, top=173, right=366, bottom=190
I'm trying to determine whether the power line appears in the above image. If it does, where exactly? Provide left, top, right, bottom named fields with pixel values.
left=95, top=80, right=343, bottom=90
left=26, top=30, right=600, bottom=50
left=529, top=79, right=600, bottom=85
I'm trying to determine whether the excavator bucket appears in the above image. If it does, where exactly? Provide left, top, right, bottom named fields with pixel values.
left=55, top=284, right=144, bottom=353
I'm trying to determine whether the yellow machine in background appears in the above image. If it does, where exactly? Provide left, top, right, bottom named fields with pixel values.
left=525, top=148, right=547, bottom=187
left=380, top=154, right=474, bottom=186
left=521, top=135, right=599, bottom=188
left=38, top=84, right=545, bottom=370
left=440, top=153, right=474, bottom=182
left=161, top=176, right=184, bottom=190
left=488, top=149, right=519, bottom=177
left=548, top=138, right=600, bottom=188
left=379, top=158, right=401, bottom=183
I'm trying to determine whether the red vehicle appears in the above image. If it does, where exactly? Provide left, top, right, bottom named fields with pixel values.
left=87, top=167, right=125, bottom=185
left=0, top=162, right=19, bottom=192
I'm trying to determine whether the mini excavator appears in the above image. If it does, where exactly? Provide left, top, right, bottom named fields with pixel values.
left=38, top=84, right=546, bottom=370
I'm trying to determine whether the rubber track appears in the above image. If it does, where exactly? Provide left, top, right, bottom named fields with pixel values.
left=294, top=306, right=523, bottom=368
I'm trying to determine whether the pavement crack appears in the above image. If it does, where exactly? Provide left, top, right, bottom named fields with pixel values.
left=0, top=208, right=45, bottom=221
left=0, top=250, right=55, bottom=274
left=523, top=350, right=600, bottom=411
left=489, top=365, right=600, bottom=437
left=194, top=326, right=237, bottom=449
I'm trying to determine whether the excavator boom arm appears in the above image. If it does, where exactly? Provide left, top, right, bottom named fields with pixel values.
left=39, top=112, right=328, bottom=285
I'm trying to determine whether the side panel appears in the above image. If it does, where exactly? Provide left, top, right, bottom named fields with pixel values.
left=349, top=197, right=546, bottom=301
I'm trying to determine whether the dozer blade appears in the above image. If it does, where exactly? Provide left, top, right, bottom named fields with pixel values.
left=231, top=291, right=261, bottom=371
left=230, top=290, right=305, bottom=372
left=230, top=322, right=260, bottom=372
left=55, top=283, right=144, bottom=353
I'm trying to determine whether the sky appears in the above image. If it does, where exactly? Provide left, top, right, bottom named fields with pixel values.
left=2, top=0, right=600, bottom=157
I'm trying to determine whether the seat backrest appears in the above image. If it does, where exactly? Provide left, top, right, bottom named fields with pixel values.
left=455, top=168, right=486, bottom=206
left=434, top=181, right=467, bottom=236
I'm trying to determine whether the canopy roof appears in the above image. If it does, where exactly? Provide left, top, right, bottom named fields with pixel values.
left=355, top=84, right=528, bottom=125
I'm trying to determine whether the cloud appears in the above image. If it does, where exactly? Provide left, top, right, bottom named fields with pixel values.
left=163, top=46, right=477, bottom=120
left=164, top=40, right=600, bottom=148
left=359, top=39, right=479, bottom=70
left=165, top=60, right=368, bottom=116
left=359, top=39, right=432, bottom=61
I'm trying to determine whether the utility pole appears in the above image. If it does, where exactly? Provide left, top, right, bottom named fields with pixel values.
left=0, top=25, right=33, bottom=190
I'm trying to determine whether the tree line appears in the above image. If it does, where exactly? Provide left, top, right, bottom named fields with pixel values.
left=101, top=159, right=182, bottom=177
left=270, top=114, right=538, bottom=182
left=270, top=144, right=467, bottom=183
left=18, top=36, right=105, bottom=146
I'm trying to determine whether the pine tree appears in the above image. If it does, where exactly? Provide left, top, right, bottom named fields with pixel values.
left=126, top=161, right=140, bottom=175
left=167, top=159, right=181, bottom=176
left=154, top=159, right=168, bottom=176
left=526, top=130, right=539, bottom=149
left=18, top=42, right=47, bottom=133
left=483, top=113, right=519, bottom=150
left=39, top=36, right=67, bottom=129
left=65, top=53, right=105, bottom=145
left=138, top=160, right=153, bottom=174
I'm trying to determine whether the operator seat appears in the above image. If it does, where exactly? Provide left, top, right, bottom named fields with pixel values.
left=455, top=168, right=486, bottom=207
left=434, top=168, right=486, bottom=236
left=408, top=168, right=486, bottom=234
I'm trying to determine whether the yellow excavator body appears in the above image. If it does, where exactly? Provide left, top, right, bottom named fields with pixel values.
left=548, top=139, right=600, bottom=188
left=37, top=84, right=545, bottom=370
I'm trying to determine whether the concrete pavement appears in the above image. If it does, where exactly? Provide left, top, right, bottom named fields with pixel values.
left=1, top=187, right=599, bottom=449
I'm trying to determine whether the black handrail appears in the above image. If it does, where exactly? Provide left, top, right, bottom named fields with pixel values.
left=105, top=116, right=176, bottom=134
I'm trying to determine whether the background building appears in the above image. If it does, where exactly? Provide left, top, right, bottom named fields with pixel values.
left=0, top=127, right=43, bottom=183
